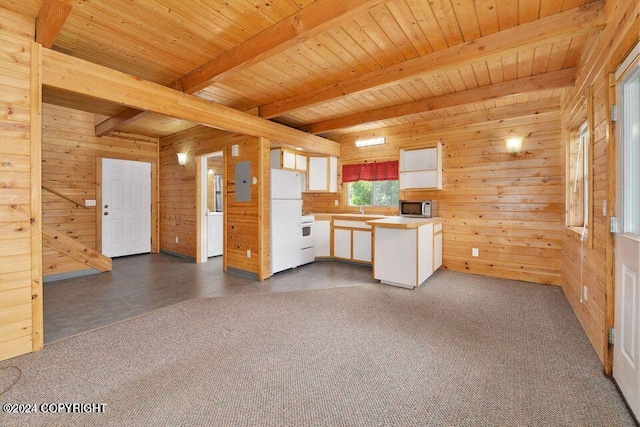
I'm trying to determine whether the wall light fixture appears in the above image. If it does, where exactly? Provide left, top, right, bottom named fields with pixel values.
left=505, top=136, right=523, bottom=154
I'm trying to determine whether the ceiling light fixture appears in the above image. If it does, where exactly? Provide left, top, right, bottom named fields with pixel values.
left=355, top=137, right=385, bottom=148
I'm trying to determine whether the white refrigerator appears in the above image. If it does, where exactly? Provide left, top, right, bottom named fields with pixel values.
left=271, top=169, right=302, bottom=274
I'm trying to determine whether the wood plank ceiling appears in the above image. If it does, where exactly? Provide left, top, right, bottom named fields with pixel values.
left=5, top=0, right=604, bottom=141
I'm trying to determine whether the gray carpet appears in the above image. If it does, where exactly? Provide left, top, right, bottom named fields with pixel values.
left=0, top=271, right=634, bottom=426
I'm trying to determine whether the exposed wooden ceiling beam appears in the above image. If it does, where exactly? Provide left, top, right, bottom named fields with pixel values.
left=35, top=0, right=73, bottom=48
left=95, top=108, right=149, bottom=137
left=41, top=48, right=340, bottom=157
left=417, top=98, right=561, bottom=131
left=94, top=0, right=385, bottom=137
left=339, top=98, right=561, bottom=141
left=300, top=68, right=576, bottom=134
left=259, top=1, right=606, bottom=119
left=174, top=0, right=387, bottom=93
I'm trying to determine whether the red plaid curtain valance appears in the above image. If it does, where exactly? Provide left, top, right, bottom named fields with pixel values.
left=342, top=161, right=398, bottom=183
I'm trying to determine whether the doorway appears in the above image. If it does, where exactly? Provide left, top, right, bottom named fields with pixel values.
left=101, top=158, right=152, bottom=258
left=613, top=42, right=640, bottom=418
left=196, top=151, right=225, bottom=264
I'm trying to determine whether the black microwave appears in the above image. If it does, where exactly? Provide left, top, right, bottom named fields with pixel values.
left=399, top=200, right=437, bottom=218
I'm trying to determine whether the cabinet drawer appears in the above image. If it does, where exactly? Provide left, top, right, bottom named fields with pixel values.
left=333, top=220, right=371, bottom=229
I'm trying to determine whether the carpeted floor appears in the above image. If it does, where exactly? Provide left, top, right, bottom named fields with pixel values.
left=0, top=271, right=634, bottom=426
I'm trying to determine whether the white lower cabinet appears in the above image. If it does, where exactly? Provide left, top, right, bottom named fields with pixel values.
left=313, top=220, right=331, bottom=257
left=370, top=219, right=443, bottom=289
left=333, top=228, right=351, bottom=259
left=332, top=221, right=372, bottom=264
left=352, top=230, right=372, bottom=262
left=434, top=231, right=443, bottom=270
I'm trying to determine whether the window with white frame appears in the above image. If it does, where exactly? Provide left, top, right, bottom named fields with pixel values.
left=567, top=121, right=590, bottom=230
left=346, top=180, right=399, bottom=207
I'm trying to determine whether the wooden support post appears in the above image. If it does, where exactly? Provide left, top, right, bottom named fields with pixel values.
left=30, top=42, right=43, bottom=351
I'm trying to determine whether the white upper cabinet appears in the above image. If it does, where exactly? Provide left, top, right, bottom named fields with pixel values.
left=399, top=142, right=442, bottom=190
left=271, top=148, right=307, bottom=172
left=308, top=155, right=337, bottom=192
left=296, top=153, right=307, bottom=171
left=282, top=150, right=296, bottom=169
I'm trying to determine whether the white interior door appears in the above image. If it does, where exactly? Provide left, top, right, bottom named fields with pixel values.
left=102, top=158, right=151, bottom=258
left=613, top=44, right=640, bottom=418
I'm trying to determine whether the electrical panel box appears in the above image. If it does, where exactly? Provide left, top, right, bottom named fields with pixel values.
left=234, top=161, right=251, bottom=202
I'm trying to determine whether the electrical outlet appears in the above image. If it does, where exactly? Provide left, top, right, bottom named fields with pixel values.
left=602, top=200, right=607, bottom=217
left=85, top=199, right=96, bottom=207
left=246, top=249, right=251, bottom=258
left=472, top=248, right=479, bottom=257
left=334, top=200, right=339, bottom=206
left=583, top=286, right=589, bottom=301
left=175, top=237, right=179, bottom=243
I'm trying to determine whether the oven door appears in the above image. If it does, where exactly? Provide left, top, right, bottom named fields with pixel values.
left=300, top=224, right=314, bottom=264
left=301, top=224, right=313, bottom=247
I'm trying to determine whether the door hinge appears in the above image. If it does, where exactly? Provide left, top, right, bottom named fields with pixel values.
left=611, top=104, right=617, bottom=122
left=610, top=216, right=622, bottom=233
left=609, top=327, right=615, bottom=345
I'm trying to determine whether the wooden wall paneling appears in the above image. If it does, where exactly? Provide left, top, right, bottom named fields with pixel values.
left=305, top=106, right=564, bottom=285
left=0, top=7, right=35, bottom=361
left=560, top=0, right=639, bottom=367
left=42, top=103, right=159, bottom=277
left=159, top=126, right=229, bottom=259
left=225, top=136, right=263, bottom=276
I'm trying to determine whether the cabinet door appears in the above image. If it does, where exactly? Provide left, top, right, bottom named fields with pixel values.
left=400, top=147, right=436, bottom=171
left=313, top=220, right=331, bottom=257
left=296, top=154, right=307, bottom=171
left=308, top=156, right=329, bottom=191
left=282, top=150, right=296, bottom=169
left=433, top=231, right=442, bottom=271
left=300, top=172, right=307, bottom=193
left=399, top=170, right=438, bottom=189
left=333, top=228, right=351, bottom=259
left=329, top=156, right=338, bottom=192
left=352, top=230, right=372, bottom=262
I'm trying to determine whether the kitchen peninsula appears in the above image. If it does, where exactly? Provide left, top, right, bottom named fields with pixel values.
left=367, top=217, right=443, bottom=289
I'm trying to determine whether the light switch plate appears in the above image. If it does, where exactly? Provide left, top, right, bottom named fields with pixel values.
left=85, top=199, right=96, bottom=207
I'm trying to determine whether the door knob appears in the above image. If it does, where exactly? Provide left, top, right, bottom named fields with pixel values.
left=104, top=212, right=109, bottom=216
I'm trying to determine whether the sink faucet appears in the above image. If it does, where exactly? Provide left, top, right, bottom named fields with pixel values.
left=359, top=206, right=365, bottom=215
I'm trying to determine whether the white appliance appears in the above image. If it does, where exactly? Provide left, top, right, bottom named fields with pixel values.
left=271, top=169, right=302, bottom=274
left=300, top=215, right=315, bottom=265
left=207, top=212, right=223, bottom=257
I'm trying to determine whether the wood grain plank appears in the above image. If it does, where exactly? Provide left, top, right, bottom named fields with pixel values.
left=42, top=48, right=340, bottom=157
left=260, top=2, right=605, bottom=118
left=303, top=68, right=574, bottom=133
left=35, top=0, right=73, bottom=48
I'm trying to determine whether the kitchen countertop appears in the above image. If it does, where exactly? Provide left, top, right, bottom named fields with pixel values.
left=366, top=216, right=442, bottom=229
left=310, top=213, right=389, bottom=221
